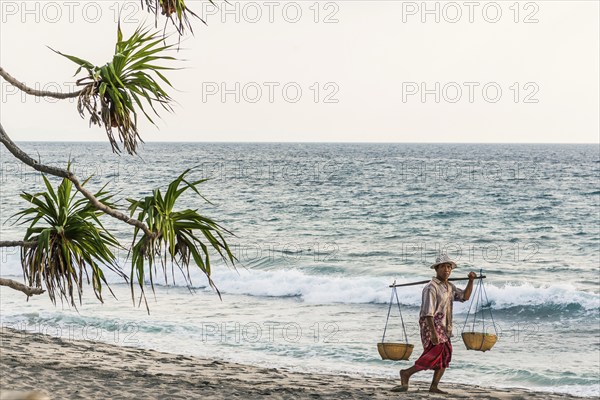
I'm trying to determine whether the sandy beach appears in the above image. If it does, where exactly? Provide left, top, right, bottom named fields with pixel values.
left=0, top=327, right=586, bottom=400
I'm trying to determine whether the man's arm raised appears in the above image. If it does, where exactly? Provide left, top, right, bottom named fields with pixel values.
left=462, top=271, right=477, bottom=300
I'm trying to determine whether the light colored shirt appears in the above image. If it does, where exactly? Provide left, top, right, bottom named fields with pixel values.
left=419, top=277, right=466, bottom=337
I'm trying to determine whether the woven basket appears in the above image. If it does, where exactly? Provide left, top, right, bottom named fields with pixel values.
left=377, top=343, right=414, bottom=361
left=461, top=332, right=497, bottom=352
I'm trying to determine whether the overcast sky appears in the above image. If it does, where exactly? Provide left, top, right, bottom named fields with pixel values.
left=0, top=0, right=598, bottom=143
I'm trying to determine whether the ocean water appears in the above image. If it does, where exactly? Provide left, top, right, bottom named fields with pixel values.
left=1, top=142, right=599, bottom=397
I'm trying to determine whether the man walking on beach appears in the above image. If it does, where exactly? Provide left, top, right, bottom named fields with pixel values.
left=395, top=254, right=476, bottom=394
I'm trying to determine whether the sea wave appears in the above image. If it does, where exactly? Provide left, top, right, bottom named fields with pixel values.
left=2, top=256, right=598, bottom=312
left=195, top=268, right=599, bottom=313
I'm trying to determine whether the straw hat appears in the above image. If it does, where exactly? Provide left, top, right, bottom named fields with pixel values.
left=430, top=254, right=457, bottom=269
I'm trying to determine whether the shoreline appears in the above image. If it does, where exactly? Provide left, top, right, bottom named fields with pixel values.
left=0, top=327, right=588, bottom=399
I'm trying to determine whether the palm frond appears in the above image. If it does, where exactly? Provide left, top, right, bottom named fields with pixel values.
left=141, top=0, right=214, bottom=36
left=12, top=174, right=125, bottom=307
left=51, top=24, right=178, bottom=155
left=126, top=168, right=236, bottom=311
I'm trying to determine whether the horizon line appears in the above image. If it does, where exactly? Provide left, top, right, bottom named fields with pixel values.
left=9, top=140, right=599, bottom=145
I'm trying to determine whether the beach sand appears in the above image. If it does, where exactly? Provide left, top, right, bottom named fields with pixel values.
left=0, top=327, right=584, bottom=399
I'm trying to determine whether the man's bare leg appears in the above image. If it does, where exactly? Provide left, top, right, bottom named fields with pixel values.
left=393, top=366, right=419, bottom=392
left=429, top=368, right=448, bottom=394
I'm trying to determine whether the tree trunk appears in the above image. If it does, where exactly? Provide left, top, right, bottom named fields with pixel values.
left=0, top=278, right=45, bottom=297
left=0, top=122, right=156, bottom=238
left=0, top=66, right=81, bottom=99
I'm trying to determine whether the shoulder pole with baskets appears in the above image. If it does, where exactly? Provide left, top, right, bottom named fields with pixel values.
left=378, top=274, right=490, bottom=361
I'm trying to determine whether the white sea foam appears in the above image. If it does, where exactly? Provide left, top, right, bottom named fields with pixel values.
left=205, top=268, right=600, bottom=311
left=1, top=253, right=598, bottom=311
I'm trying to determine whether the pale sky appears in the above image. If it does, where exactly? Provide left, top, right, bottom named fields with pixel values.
left=0, top=0, right=598, bottom=143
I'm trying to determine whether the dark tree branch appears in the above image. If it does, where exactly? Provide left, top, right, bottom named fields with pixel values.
left=0, top=278, right=45, bottom=296
left=0, top=241, right=36, bottom=248
left=0, top=122, right=156, bottom=238
left=0, top=66, right=81, bottom=99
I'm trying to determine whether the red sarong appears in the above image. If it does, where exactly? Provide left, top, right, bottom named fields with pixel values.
left=414, top=313, right=453, bottom=371
left=414, top=341, right=452, bottom=371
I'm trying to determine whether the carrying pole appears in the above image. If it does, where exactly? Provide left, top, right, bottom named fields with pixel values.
left=389, top=275, right=486, bottom=288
